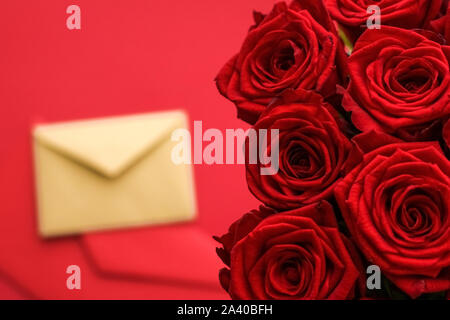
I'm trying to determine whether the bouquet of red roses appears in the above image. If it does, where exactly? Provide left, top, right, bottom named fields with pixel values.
left=214, top=0, right=450, bottom=300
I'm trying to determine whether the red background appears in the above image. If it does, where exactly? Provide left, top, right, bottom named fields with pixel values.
left=0, top=0, right=277, bottom=299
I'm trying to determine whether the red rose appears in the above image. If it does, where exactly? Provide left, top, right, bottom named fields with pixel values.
left=213, top=205, right=276, bottom=268
left=326, top=0, right=442, bottom=36
left=216, top=0, right=344, bottom=124
left=342, top=27, right=450, bottom=141
left=215, top=202, right=364, bottom=299
left=431, top=2, right=450, bottom=43
left=335, top=130, right=450, bottom=299
left=246, top=90, right=360, bottom=210
left=443, top=118, right=450, bottom=151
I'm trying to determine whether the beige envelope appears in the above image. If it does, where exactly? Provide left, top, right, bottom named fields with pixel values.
left=33, top=110, right=196, bottom=237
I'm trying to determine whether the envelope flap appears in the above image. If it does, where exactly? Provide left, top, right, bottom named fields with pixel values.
left=34, top=111, right=186, bottom=178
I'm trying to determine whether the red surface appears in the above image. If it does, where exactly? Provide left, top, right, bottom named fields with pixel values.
left=0, top=0, right=273, bottom=299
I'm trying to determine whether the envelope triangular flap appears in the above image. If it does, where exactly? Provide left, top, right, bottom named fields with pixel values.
left=34, top=111, right=186, bottom=178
